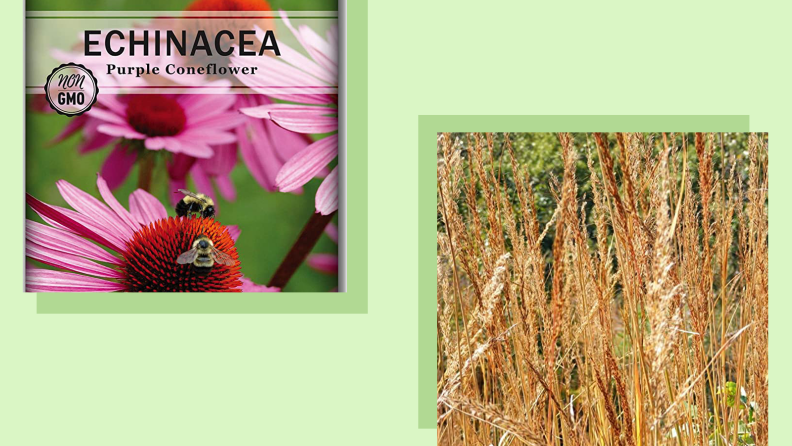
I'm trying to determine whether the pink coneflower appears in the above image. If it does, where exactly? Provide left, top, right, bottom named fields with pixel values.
left=159, top=93, right=314, bottom=209
left=41, top=93, right=315, bottom=204
left=235, top=94, right=314, bottom=193
left=232, top=11, right=339, bottom=215
left=84, top=93, right=247, bottom=192
left=47, top=41, right=232, bottom=190
left=25, top=175, right=247, bottom=292
left=88, top=94, right=244, bottom=159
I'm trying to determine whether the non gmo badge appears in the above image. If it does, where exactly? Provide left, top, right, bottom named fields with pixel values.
left=44, top=63, right=99, bottom=117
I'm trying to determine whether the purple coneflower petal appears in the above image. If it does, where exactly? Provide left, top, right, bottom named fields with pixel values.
left=263, top=119, right=311, bottom=164
left=87, top=108, right=127, bottom=125
left=241, top=104, right=338, bottom=134
left=101, top=143, right=138, bottom=190
left=315, top=166, right=339, bottom=215
left=167, top=153, right=196, bottom=180
left=78, top=120, right=116, bottom=153
left=240, top=103, right=327, bottom=118
left=39, top=203, right=127, bottom=252
left=268, top=110, right=337, bottom=135
left=276, top=134, right=338, bottom=192
left=199, top=143, right=237, bottom=176
left=56, top=180, right=136, bottom=242
left=298, top=27, right=337, bottom=78
left=180, top=94, right=237, bottom=121
left=145, top=137, right=167, bottom=150
left=226, top=225, right=241, bottom=242
left=325, top=222, right=338, bottom=244
left=307, top=253, right=338, bottom=275
left=254, top=26, right=334, bottom=84
left=231, top=51, right=321, bottom=88
left=280, top=11, right=337, bottom=77
left=189, top=112, right=246, bottom=131
left=238, top=118, right=278, bottom=191
left=27, top=243, right=125, bottom=279
left=299, top=27, right=337, bottom=77
left=172, top=138, right=214, bottom=158
left=194, top=141, right=237, bottom=199
left=240, top=277, right=280, bottom=292
left=27, top=193, right=123, bottom=251
left=95, top=94, right=126, bottom=115
left=26, top=220, right=123, bottom=266
left=230, top=55, right=334, bottom=105
left=189, top=164, right=218, bottom=211
left=161, top=137, right=183, bottom=154
left=215, top=174, right=236, bottom=201
left=26, top=269, right=126, bottom=292
left=276, top=40, right=335, bottom=84
left=29, top=203, right=77, bottom=233
left=179, top=129, right=237, bottom=144
left=129, top=190, right=169, bottom=225
left=96, top=175, right=141, bottom=234
left=96, top=124, right=145, bottom=140
left=168, top=178, right=188, bottom=206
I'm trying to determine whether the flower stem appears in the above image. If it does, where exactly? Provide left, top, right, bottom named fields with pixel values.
left=137, top=152, right=155, bottom=192
left=268, top=210, right=337, bottom=289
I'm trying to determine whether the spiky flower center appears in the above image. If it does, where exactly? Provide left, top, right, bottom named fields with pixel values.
left=126, top=95, right=186, bottom=137
left=122, top=216, right=242, bottom=292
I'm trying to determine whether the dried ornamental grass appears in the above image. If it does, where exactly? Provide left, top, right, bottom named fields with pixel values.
left=437, top=132, right=768, bottom=446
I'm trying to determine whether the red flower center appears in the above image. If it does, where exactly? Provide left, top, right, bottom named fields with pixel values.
left=185, top=0, right=271, bottom=10
left=184, top=0, right=274, bottom=52
left=121, top=216, right=242, bottom=292
left=126, top=95, right=186, bottom=137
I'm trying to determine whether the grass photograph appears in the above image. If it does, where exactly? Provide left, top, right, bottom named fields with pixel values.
left=436, top=132, right=768, bottom=445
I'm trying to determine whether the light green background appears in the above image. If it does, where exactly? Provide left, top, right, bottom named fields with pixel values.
left=2, top=0, right=787, bottom=445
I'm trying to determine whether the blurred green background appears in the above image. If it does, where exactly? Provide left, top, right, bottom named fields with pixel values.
left=25, top=0, right=339, bottom=292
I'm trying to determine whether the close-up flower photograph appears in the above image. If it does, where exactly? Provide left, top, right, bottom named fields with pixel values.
left=25, top=0, right=340, bottom=292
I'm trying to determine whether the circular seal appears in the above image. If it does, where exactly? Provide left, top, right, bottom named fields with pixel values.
left=43, top=63, right=99, bottom=117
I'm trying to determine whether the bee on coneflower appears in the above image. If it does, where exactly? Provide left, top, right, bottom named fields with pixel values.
left=25, top=175, right=248, bottom=292
left=175, top=189, right=216, bottom=219
left=177, top=234, right=235, bottom=275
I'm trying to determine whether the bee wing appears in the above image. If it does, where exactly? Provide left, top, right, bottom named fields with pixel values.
left=211, top=248, right=236, bottom=266
left=178, top=189, right=206, bottom=202
left=176, top=248, right=199, bottom=264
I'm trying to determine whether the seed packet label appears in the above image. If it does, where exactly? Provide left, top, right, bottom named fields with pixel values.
left=25, top=8, right=341, bottom=294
